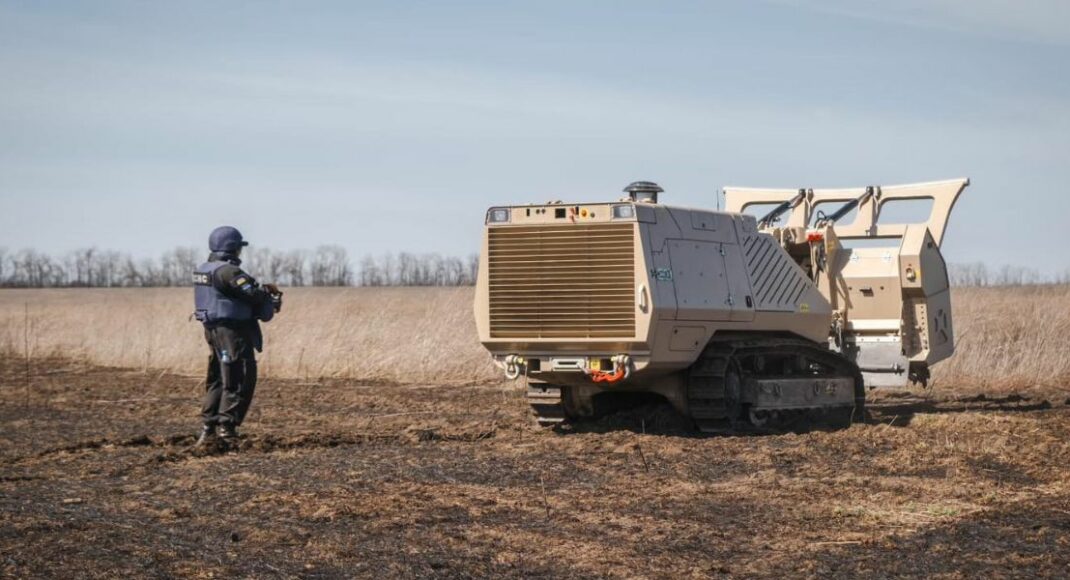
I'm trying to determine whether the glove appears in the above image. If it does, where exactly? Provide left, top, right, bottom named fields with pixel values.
left=263, top=284, right=283, bottom=313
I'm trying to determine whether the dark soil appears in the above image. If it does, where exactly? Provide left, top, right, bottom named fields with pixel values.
left=2, top=358, right=1069, bottom=578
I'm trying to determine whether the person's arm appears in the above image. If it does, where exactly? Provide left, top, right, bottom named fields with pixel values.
left=214, top=265, right=274, bottom=307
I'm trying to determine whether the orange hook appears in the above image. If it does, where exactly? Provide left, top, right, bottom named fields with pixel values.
left=589, top=368, right=626, bottom=383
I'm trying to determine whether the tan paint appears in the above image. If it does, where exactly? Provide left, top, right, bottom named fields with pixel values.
left=725, top=178, right=968, bottom=386
left=475, top=179, right=967, bottom=392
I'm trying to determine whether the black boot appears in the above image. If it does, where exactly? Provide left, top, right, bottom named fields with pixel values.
left=195, top=424, right=217, bottom=446
left=218, top=424, right=239, bottom=441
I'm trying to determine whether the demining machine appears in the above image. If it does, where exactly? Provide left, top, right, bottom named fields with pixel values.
left=474, top=178, right=968, bottom=432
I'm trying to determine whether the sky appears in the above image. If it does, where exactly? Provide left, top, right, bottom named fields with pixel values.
left=1, top=0, right=1068, bottom=272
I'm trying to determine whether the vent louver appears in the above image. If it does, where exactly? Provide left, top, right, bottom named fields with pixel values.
left=743, top=233, right=810, bottom=311
left=488, top=223, right=636, bottom=339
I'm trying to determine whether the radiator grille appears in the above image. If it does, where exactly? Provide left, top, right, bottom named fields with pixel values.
left=488, top=223, right=636, bottom=339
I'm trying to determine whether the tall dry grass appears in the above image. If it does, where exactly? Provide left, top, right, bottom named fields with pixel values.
left=1, top=286, right=1068, bottom=389
left=0, top=287, right=499, bottom=384
left=930, top=285, right=1070, bottom=391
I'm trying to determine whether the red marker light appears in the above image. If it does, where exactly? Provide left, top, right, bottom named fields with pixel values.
left=807, top=232, right=824, bottom=243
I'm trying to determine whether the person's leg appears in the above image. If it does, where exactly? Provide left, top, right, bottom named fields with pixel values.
left=216, top=326, right=251, bottom=435
left=201, top=331, right=223, bottom=428
left=232, top=357, right=257, bottom=426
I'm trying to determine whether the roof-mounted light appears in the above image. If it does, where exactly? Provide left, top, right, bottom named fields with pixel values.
left=487, top=208, right=511, bottom=224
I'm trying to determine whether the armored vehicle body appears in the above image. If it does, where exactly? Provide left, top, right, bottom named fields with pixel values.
left=475, top=179, right=968, bottom=431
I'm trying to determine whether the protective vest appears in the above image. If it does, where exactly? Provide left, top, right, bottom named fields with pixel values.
left=193, top=261, right=254, bottom=324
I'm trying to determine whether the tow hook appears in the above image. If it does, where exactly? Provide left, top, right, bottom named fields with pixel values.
left=586, top=354, right=631, bottom=384
left=503, top=355, right=526, bottom=380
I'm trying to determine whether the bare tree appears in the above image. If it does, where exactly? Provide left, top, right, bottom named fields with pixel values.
left=96, top=251, right=122, bottom=287
left=466, top=253, right=479, bottom=285
left=159, top=247, right=199, bottom=286
left=948, top=262, right=989, bottom=288
left=282, top=250, right=307, bottom=287
left=265, top=249, right=287, bottom=284
left=119, top=257, right=141, bottom=287
left=359, top=255, right=383, bottom=286
left=1057, top=269, right=1070, bottom=286
left=381, top=253, right=397, bottom=286
left=9, top=249, right=64, bottom=287
left=71, top=248, right=95, bottom=287
left=240, top=246, right=268, bottom=282
left=443, top=256, right=463, bottom=285
left=309, top=245, right=352, bottom=286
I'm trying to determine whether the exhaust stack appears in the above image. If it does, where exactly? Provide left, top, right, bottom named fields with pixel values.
left=624, top=181, right=663, bottom=204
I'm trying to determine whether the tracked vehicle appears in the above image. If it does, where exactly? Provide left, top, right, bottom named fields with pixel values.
left=475, top=179, right=968, bottom=431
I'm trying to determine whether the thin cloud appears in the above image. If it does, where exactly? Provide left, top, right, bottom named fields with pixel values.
left=766, top=0, right=1070, bottom=46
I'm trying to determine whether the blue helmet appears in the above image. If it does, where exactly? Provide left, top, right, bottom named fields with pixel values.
left=208, top=226, right=249, bottom=253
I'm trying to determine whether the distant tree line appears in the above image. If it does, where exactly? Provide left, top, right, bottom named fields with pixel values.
left=0, top=247, right=1063, bottom=289
left=357, top=253, right=480, bottom=287
left=948, top=263, right=1070, bottom=287
left=0, top=246, right=479, bottom=288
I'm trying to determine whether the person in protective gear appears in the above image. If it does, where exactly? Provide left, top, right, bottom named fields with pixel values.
left=192, top=226, right=283, bottom=446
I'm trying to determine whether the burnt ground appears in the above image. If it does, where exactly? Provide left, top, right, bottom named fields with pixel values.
left=2, top=358, right=1069, bottom=579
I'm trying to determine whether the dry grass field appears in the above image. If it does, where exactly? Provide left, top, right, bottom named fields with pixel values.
left=2, top=286, right=1070, bottom=577
left=2, top=285, right=1070, bottom=389
left=0, top=287, right=499, bottom=385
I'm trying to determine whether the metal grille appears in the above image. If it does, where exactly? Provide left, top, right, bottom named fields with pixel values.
left=488, top=223, right=636, bottom=339
left=743, top=233, right=810, bottom=312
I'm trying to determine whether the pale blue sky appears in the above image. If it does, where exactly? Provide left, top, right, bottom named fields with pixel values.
left=1, top=0, right=1068, bottom=271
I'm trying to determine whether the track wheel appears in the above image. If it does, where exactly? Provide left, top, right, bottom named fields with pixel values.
left=527, top=383, right=566, bottom=427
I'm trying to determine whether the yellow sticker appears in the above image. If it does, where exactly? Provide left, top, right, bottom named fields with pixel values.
left=799, top=303, right=810, bottom=313
left=589, top=358, right=601, bottom=371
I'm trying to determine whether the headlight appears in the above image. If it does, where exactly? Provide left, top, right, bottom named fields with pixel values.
left=611, top=204, right=635, bottom=220
left=487, top=208, right=511, bottom=224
